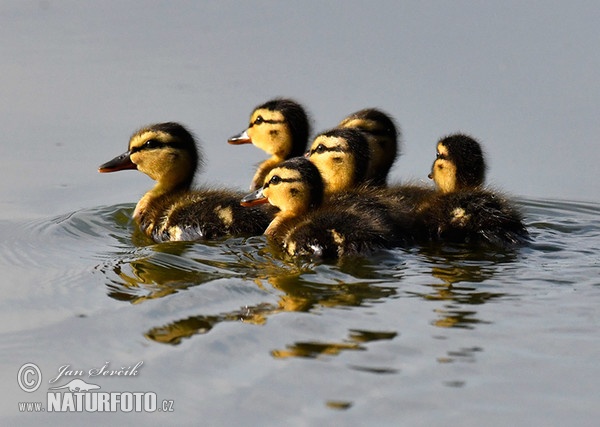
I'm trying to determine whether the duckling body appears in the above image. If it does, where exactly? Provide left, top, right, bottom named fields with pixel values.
left=133, top=188, right=272, bottom=242
left=338, top=108, right=400, bottom=186
left=416, top=189, right=529, bottom=246
left=416, top=133, right=529, bottom=247
left=241, top=157, right=400, bottom=259
left=228, top=98, right=310, bottom=190
left=99, top=122, right=272, bottom=242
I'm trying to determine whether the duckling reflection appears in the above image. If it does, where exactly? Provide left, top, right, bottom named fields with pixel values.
left=228, top=98, right=311, bottom=190
left=101, top=242, right=234, bottom=303
left=414, top=247, right=513, bottom=329
left=145, top=302, right=279, bottom=345
left=99, top=122, right=272, bottom=242
left=271, top=329, right=398, bottom=361
left=142, top=263, right=399, bottom=346
left=100, top=242, right=399, bottom=345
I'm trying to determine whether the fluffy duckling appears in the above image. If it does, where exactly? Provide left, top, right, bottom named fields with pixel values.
left=306, top=127, right=371, bottom=196
left=99, top=122, right=272, bottom=242
left=428, top=133, right=486, bottom=193
left=307, top=127, right=429, bottom=241
left=228, top=98, right=311, bottom=190
left=240, top=157, right=400, bottom=259
left=417, top=133, right=529, bottom=246
left=338, top=108, right=399, bottom=186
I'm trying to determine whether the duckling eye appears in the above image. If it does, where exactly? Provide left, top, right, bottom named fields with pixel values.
left=143, top=139, right=161, bottom=150
left=436, top=151, right=446, bottom=160
left=254, top=116, right=264, bottom=125
left=315, top=144, right=326, bottom=154
left=269, top=175, right=282, bottom=185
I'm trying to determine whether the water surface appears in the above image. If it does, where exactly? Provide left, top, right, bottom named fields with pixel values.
left=1, top=198, right=599, bottom=425
left=2, top=2, right=600, bottom=426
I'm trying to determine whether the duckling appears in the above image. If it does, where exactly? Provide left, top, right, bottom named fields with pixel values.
left=307, top=127, right=430, bottom=242
left=240, top=157, right=400, bottom=259
left=228, top=98, right=311, bottom=190
left=337, top=109, right=436, bottom=212
left=428, top=133, right=486, bottom=193
left=417, top=133, right=529, bottom=246
left=306, top=127, right=371, bottom=196
left=338, top=108, right=399, bottom=186
left=98, top=122, right=272, bottom=242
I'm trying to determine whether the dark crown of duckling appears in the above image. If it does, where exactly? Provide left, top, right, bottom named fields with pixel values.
left=241, top=156, right=400, bottom=259
left=228, top=98, right=311, bottom=190
left=99, top=122, right=271, bottom=242
left=306, top=127, right=370, bottom=195
left=430, top=133, right=487, bottom=193
left=338, top=108, right=400, bottom=186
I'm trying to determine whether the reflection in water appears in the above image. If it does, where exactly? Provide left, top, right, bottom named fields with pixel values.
left=412, top=246, right=515, bottom=329
left=101, top=243, right=236, bottom=303
left=90, top=204, right=521, bottom=358
left=145, top=302, right=277, bottom=345
left=325, top=400, right=353, bottom=410
left=2, top=197, right=599, bottom=422
left=271, top=329, right=398, bottom=360
left=97, top=226, right=400, bottom=345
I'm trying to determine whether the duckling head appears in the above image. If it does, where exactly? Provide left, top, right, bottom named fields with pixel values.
left=307, top=127, right=370, bottom=195
left=429, top=133, right=486, bottom=193
left=338, top=108, right=399, bottom=185
left=228, top=98, right=310, bottom=160
left=241, top=157, right=323, bottom=235
left=99, top=122, right=201, bottom=193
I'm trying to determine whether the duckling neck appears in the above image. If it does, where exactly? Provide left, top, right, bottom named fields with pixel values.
left=264, top=211, right=298, bottom=238
left=133, top=181, right=189, bottom=223
left=252, top=156, right=285, bottom=190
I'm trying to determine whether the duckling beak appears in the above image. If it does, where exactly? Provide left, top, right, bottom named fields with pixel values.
left=98, top=151, right=137, bottom=173
left=228, top=130, right=252, bottom=145
left=240, top=187, right=268, bottom=207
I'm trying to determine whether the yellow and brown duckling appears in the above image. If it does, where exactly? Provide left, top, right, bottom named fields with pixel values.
left=240, top=157, right=401, bottom=259
left=228, top=98, right=311, bottom=190
left=306, top=127, right=371, bottom=196
left=99, top=122, right=272, bottom=242
left=338, top=108, right=399, bottom=186
left=306, top=127, right=426, bottom=242
left=417, top=133, right=529, bottom=246
left=428, top=133, right=486, bottom=193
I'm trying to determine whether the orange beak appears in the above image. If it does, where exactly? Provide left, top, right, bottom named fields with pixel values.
left=240, top=187, right=268, bottom=207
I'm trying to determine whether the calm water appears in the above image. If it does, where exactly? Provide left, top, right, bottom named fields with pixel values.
left=2, top=2, right=600, bottom=425
left=1, top=198, right=599, bottom=425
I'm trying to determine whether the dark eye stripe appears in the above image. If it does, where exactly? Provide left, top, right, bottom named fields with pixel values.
left=264, top=176, right=300, bottom=189
left=249, top=117, right=285, bottom=128
left=130, top=139, right=188, bottom=154
left=309, top=144, right=346, bottom=156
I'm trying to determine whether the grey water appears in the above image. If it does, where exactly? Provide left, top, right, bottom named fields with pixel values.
left=1, top=199, right=599, bottom=426
left=1, top=2, right=600, bottom=426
